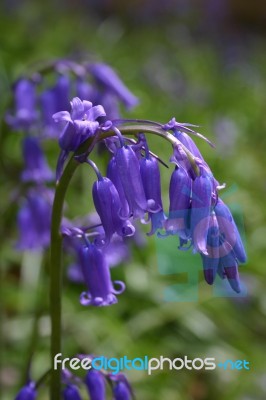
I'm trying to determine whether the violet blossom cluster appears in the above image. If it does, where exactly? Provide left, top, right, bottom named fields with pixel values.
left=15, top=365, right=132, bottom=400
left=52, top=96, right=246, bottom=305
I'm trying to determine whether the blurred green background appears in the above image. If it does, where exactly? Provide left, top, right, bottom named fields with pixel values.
left=1, top=1, right=266, bottom=399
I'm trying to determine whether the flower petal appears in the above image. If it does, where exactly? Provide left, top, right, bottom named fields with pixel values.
left=70, top=97, right=84, bottom=120
left=191, top=175, right=213, bottom=254
left=87, top=105, right=106, bottom=120
left=52, top=110, right=72, bottom=123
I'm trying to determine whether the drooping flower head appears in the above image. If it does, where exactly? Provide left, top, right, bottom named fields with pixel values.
left=6, top=79, right=38, bottom=130
left=165, top=166, right=192, bottom=240
left=110, top=374, right=133, bottom=400
left=190, top=173, right=213, bottom=255
left=62, top=384, right=82, bottom=400
left=213, top=198, right=246, bottom=293
left=107, top=156, right=130, bottom=218
left=40, top=74, right=71, bottom=138
left=85, top=370, right=106, bottom=400
left=92, top=176, right=135, bottom=244
left=66, top=234, right=130, bottom=285
left=21, top=136, right=54, bottom=183
left=140, top=154, right=165, bottom=235
left=214, top=198, right=247, bottom=264
left=79, top=241, right=125, bottom=307
left=112, top=144, right=155, bottom=220
left=113, top=381, right=132, bottom=400
left=16, top=188, right=53, bottom=251
left=15, top=381, right=37, bottom=400
left=88, top=63, right=139, bottom=110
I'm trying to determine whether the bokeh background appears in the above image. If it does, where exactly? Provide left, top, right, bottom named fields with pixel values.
left=1, top=0, right=266, bottom=399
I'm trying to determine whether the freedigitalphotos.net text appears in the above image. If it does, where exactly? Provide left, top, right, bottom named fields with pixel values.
left=54, top=354, right=250, bottom=375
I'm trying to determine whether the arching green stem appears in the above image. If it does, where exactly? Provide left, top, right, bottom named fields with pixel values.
left=49, top=156, right=79, bottom=399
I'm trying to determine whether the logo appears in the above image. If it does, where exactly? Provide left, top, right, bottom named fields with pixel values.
left=54, top=354, right=250, bottom=374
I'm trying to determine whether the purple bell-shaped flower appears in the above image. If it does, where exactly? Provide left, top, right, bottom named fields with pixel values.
left=6, top=79, right=37, bottom=130
left=165, top=166, right=192, bottom=240
left=79, top=242, right=125, bottom=307
left=21, top=136, right=54, bottom=183
left=15, top=382, right=37, bottom=400
left=190, top=174, right=213, bottom=255
left=40, top=74, right=71, bottom=138
left=114, top=145, right=153, bottom=219
left=215, top=199, right=247, bottom=263
left=113, top=381, right=132, bottom=400
left=63, top=384, right=82, bottom=400
left=16, top=189, right=52, bottom=250
left=110, top=374, right=133, bottom=400
left=107, top=157, right=130, bottom=219
left=85, top=370, right=106, bottom=400
left=92, top=176, right=135, bottom=244
left=88, top=63, right=139, bottom=109
left=140, top=155, right=165, bottom=235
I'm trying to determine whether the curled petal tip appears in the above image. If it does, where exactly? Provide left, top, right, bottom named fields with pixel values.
left=80, top=292, right=92, bottom=306
left=113, top=280, right=126, bottom=295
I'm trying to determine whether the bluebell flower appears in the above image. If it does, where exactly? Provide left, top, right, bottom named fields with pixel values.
left=76, top=78, right=94, bottom=101
left=107, top=157, right=130, bottom=218
left=67, top=235, right=130, bottom=284
left=64, top=218, right=131, bottom=284
left=40, top=88, right=58, bottom=137
left=191, top=174, right=213, bottom=255
left=110, top=374, right=133, bottom=400
left=214, top=199, right=247, bottom=263
left=15, top=382, right=37, bottom=400
left=6, top=79, right=37, bottom=130
left=113, top=145, right=152, bottom=219
left=165, top=166, right=192, bottom=240
left=63, top=384, right=82, bottom=400
left=16, top=189, right=52, bottom=251
left=79, top=242, right=125, bottom=306
left=53, top=97, right=106, bottom=151
left=140, top=155, right=165, bottom=235
left=52, top=74, right=71, bottom=112
left=88, top=63, right=139, bottom=109
left=40, top=75, right=71, bottom=138
left=113, top=381, right=132, bottom=400
left=21, top=136, right=54, bottom=183
left=85, top=370, right=106, bottom=400
left=197, top=198, right=245, bottom=291
left=92, top=176, right=135, bottom=244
